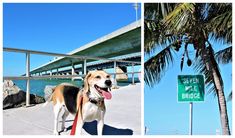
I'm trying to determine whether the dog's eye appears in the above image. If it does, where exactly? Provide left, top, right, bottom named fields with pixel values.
left=106, top=75, right=110, bottom=78
left=95, top=75, right=101, bottom=79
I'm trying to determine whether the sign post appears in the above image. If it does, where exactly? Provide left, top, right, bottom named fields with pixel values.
left=178, top=75, right=205, bottom=135
left=189, top=102, right=193, bottom=135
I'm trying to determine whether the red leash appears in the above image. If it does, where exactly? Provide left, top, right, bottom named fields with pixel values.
left=70, top=111, right=79, bottom=135
left=70, top=95, right=83, bottom=135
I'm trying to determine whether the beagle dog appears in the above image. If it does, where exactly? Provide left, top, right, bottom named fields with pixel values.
left=46, top=70, right=112, bottom=135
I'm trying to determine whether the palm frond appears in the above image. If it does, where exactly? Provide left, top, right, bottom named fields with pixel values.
left=164, top=3, right=195, bottom=33
left=144, top=45, right=174, bottom=87
left=144, top=19, right=162, bottom=54
left=144, top=3, right=178, bottom=55
left=145, top=3, right=178, bottom=20
left=144, top=20, right=178, bottom=55
left=206, top=3, right=232, bottom=43
left=215, top=46, right=232, bottom=64
left=205, top=3, right=231, bottom=21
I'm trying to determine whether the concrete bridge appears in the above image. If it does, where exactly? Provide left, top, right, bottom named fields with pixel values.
left=29, top=20, right=141, bottom=76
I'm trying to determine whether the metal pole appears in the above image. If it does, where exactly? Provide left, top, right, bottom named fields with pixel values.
left=189, top=102, right=193, bottom=135
left=133, top=3, right=138, bottom=21
left=3, top=47, right=141, bottom=64
left=136, top=7, right=138, bottom=21
left=26, top=52, right=30, bottom=107
left=113, top=61, right=117, bottom=88
left=132, top=63, right=135, bottom=85
left=83, top=59, right=87, bottom=75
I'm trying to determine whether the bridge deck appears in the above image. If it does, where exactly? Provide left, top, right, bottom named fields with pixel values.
left=3, top=83, right=141, bottom=135
left=30, top=20, right=141, bottom=74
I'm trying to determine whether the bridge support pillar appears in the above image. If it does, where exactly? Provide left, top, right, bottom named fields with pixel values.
left=71, top=62, right=76, bottom=81
left=50, top=70, right=52, bottom=80
left=113, top=61, right=118, bottom=89
left=56, top=69, right=59, bottom=79
left=132, top=63, right=135, bottom=85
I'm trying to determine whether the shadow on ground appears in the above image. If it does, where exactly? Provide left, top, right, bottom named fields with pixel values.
left=65, top=121, right=133, bottom=135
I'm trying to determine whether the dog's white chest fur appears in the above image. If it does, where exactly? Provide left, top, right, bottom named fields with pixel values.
left=82, top=102, right=104, bottom=122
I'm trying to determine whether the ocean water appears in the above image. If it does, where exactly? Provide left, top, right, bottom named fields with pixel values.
left=13, top=78, right=139, bottom=97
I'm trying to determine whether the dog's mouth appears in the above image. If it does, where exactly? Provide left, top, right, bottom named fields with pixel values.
left=94, top=85, right=112, bottom=100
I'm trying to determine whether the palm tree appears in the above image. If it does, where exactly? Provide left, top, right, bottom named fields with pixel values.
left=144, top=3, right=232, bottom=135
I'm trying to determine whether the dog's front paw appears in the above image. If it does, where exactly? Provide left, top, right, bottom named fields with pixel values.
left=53, top=131, right=60, bottom=135
left=61, top=126, right=67, bottom=132
left=63, top=128, right=68, bottom=132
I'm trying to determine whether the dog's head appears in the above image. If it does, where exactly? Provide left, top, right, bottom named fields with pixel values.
left=83, top=70, right=112, bottom=100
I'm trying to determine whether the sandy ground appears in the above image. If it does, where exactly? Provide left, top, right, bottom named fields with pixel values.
left=3, top=83, right=141, bottom=135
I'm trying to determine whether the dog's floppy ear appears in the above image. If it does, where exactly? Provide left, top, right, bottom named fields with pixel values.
left=83, top=71, right=92, bottom=93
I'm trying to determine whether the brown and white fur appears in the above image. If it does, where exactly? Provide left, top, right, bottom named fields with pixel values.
left=45, top=70, right=112, bottom=135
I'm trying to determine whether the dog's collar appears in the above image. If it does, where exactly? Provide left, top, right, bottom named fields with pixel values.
left=88, top=98, right=101, bottom=105
left=86, top=90, right=104, bottom=105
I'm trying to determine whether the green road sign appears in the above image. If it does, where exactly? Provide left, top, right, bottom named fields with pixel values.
left=178, top=75, right=205, bottom=102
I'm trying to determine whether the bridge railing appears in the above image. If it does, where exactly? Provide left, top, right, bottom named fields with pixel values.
left=3, top=47, right=141, bottom=107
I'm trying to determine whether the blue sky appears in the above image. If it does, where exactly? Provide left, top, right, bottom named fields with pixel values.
left=3, top=3, right=141, bottom=76
left=144, top=40, right=232, bottom=135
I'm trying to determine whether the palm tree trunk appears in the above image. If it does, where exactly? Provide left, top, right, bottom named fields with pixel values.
left=211, top=67, right=231, bottom=135
left=198, top=39, right=231, bottom=135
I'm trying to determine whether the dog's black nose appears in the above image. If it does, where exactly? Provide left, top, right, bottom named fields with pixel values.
left=105, top=80, right=112, bottom=86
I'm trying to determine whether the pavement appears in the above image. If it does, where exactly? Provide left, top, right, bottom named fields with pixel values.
left=3, top=83, right=141, bottom=135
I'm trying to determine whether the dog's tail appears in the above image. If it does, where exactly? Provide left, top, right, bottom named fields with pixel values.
left=42, top=94, right=53, bottom=107
left=42, top=86, right=55, bottom=107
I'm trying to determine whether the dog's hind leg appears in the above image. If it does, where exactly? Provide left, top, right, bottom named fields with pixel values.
left=61, top=108, right=69, bottom=132
left=53, top=102, right=62, bottom=135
